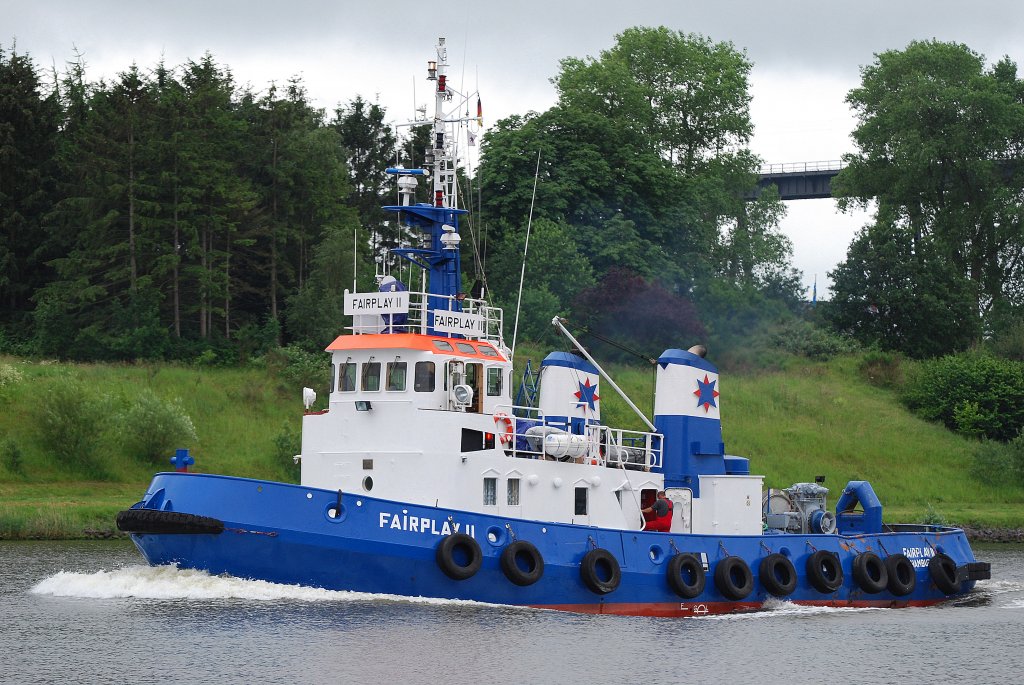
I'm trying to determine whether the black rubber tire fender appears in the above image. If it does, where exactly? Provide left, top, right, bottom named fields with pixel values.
left=666, top=553, right=706, bottom=599
left=714, top=556, right=754, bottom=600
left=759, top=553, right=798, bottom=597
left=929, top=553, right=961, bottom=595
left=500, top=540, right=544, bottom=586
left=579, top=548, right=621, bottom=595
left=115, top=509, right=225, bottom=535
left=885, top=553, right=917, bottom=596
left=435, top=533, right=483, bottom=581
left=806, top=549, right=844, bottom=593
left=852, top=552, right=888, bottom=594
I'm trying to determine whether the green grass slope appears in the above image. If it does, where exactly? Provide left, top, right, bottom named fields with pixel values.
left=1, top=349, right=1021, bottom=538
left=0, top=357, right=302, bottom=538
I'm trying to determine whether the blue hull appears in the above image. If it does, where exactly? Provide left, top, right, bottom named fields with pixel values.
left=124, top=472, right=981, bottom=617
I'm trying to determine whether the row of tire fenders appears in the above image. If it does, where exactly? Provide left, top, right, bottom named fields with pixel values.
left=435, top=532, right=965, bottom=598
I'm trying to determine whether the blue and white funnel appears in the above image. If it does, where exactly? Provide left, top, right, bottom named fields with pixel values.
left=653, top=348, right=725, bottom=496
left=539, top=352, right=601, bottom=434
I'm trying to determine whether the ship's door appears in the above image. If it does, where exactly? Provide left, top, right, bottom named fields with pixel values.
left=465, top=362, right=483, bottom=413
left=665, top=488, right=692, bottom=534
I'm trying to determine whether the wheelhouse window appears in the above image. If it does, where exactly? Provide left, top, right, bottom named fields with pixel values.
left=483, top=477, right=497, bottom=506
left=338, top=363, right=356, bottom=392
left=486, top=367, right=502, bottom=396
left=361, top=362, right=381, bottom=392
left=432, top=340, right=454, bottom=352
left=574, top=487, right=588, bottom=516
left=456, top=342, right=476, bottom=355
left=478, top=345, right=499, bottom=358
left=414, top=361, right=435, bottom=392
left=507, top=478, right=520, bottom=506
left=386, top=362, right=407, bottom=391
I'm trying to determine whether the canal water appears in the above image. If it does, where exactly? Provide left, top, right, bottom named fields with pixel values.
left=3, top=540, right=1022, bottom=684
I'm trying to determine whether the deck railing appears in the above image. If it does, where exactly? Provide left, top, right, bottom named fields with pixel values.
left=496, top=404, right=663, bottom=470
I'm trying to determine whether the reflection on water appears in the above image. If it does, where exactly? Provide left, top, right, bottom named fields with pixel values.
left=3, top=541, right=1023, bottom=685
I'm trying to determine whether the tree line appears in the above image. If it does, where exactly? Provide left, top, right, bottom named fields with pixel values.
left=0, top=46, right=406, bottom=360
left=1, top=28, right=807, bottom=363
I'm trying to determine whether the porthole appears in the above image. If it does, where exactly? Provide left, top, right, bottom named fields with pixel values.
left=363, top=476, right=374, bottom=492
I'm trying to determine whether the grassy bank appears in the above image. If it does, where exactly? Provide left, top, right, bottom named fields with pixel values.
left=0, top=356, right=301, bottom=538
left=1, top=349, right=1022, bottom=539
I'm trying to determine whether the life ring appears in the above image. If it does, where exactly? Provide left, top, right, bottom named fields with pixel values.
left=714, top=556, right=753, bottom=600
left=929, top=553, right=961, bottom=595
left=493, top=412, right=515, bottom=446
left=435, top=533, right=482, bottom=581
left=666, top=553, right=705, bottom=599
left=806, top=550, right=844, bottom=593
left=500, top=540, right=544, bottom=586
left=580, top=548, right=621, bottom=594
left=759, top=553, right=797, bottom=597
left=885, top=553, right=917, bottom=596
left=852, top=552, right=888, bottom=594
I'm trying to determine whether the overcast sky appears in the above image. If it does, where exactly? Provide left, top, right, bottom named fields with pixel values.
left=6, top=0, right=1024, bottom=297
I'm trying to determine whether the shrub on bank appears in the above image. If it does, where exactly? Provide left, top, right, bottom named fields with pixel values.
left=770, top=319, right=860, bottom=361
left=37, top=376, right=111, bottom=476
left=973, top=436, right=1024, bottom=486
left=859, top=349, right=904, bottom=389
left=901, top=353, right=1024, bottom=442
left=117, top=389, right=198, bottom=463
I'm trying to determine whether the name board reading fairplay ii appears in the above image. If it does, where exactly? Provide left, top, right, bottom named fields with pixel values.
left=344, top=291, right=410, bottom=315
left=433, top=311, right=486, bottom=336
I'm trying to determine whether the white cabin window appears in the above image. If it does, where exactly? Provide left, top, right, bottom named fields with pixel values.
left=486, top=367, right=502, bottom=396
left=338, top=363, right=356, bottom=392
left=414, top=362, right=435, bottom=392
left=386, top=362, right=407, bottom=391
left=483, top=477, right=497, bottom=506
left=362, top=362, right=381, bottom=392
left=507, top=478, right=520, bottom=506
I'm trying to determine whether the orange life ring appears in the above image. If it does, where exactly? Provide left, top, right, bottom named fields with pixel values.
left=493, top=412, right=515, bottom=446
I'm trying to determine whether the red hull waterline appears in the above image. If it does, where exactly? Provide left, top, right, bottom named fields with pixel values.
left=534, top=598, right=945, bottom=617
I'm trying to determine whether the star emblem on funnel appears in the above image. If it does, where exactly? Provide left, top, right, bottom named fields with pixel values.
left=693, top=374, right=719, bottom=413
left=574, top=378, right=600, bottom=411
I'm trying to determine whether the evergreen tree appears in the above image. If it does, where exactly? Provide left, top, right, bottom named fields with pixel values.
left=0, top=45, right=59, bottom=329
left=36, top=65, right=168, bottom=358
left=177, top=55, right=257, bottom=342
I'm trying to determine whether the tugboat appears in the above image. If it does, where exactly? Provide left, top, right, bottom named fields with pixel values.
left=117, top=38, right=990, bottom=616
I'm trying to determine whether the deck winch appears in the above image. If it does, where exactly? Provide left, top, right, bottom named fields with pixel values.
left=763, top=482, right=837, bottom=534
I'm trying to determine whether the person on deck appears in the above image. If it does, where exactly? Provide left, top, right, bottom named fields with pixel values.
left=642, top=491, right=673, bottom=532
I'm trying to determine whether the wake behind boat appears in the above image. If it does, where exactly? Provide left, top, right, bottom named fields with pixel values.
left=117, top=38, right=990, bottom=617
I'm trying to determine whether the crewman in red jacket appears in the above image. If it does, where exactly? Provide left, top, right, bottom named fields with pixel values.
left=642, top=491, right=673, bottom=532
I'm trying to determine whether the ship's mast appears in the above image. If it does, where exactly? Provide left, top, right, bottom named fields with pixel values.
left=428, top=37, right=456, bottom=210
left=383, top=38, right=469, bottom=330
